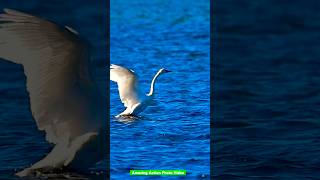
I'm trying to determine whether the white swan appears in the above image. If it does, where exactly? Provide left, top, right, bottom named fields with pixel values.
left=0, top=9, right=106, bottom=177
left=110, top=64, right=171, bottom=117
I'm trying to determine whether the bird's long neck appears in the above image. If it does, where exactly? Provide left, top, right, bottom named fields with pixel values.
left=147, top=70, right=162, bottom=96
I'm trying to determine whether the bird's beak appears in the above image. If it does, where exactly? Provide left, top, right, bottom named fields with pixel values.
left=164, top=69, right=172, bottom=73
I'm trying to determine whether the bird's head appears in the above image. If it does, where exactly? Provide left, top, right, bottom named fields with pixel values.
left=159, top=68, right=171, bottom=74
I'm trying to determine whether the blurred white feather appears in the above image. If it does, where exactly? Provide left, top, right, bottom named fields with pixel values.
left=0, top=8, right=105, bottom=177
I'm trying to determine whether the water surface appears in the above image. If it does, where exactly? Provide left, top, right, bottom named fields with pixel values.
left=110, top=0, right=210, bottom=179
left=214, top=0, right=320, bottom=179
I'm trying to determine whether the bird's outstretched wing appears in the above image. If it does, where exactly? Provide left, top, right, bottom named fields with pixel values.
left=110, top=64, right=141, bottom=108
left=0, top=9, right=95, bottom=144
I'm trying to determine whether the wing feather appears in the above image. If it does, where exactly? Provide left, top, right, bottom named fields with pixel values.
left=0, top=9, right=96, bottom=144
left=110, top=64, right=140, bottom=108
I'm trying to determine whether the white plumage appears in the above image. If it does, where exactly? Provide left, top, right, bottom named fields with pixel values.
left=0, top=9, right=105, bottom=177
left=110, top=64, right=170, bottom=117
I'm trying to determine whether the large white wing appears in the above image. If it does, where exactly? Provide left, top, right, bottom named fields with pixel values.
left=110, top=64, right=141, bottom=108
left=0, top=9, right=97, bottom=144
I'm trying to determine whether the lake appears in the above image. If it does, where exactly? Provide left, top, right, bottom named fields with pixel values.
left=214, top=0, right=320, bottom=179
left=110, top=0, right=210, bottom=179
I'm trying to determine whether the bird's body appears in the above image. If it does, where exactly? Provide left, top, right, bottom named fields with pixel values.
left=0, top=9, right=105, bottom=177
left=110, top=64, right=170, bottom=117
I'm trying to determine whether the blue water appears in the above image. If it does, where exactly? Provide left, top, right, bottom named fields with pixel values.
left=214, top=0, right=320, bottom=179
left=0, top=1, right=107, bottom=179
left=110, top=0, right=210, bottom=179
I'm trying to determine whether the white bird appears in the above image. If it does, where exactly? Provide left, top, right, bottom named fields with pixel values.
left=0, top=9, right=106, bottom=177
left=110, top=64, right=171, bottom=117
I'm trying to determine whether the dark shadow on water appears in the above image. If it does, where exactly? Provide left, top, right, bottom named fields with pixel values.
left=113, top=115, right=154, bottom=125
left=18, top=170, right=107, bottom=180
